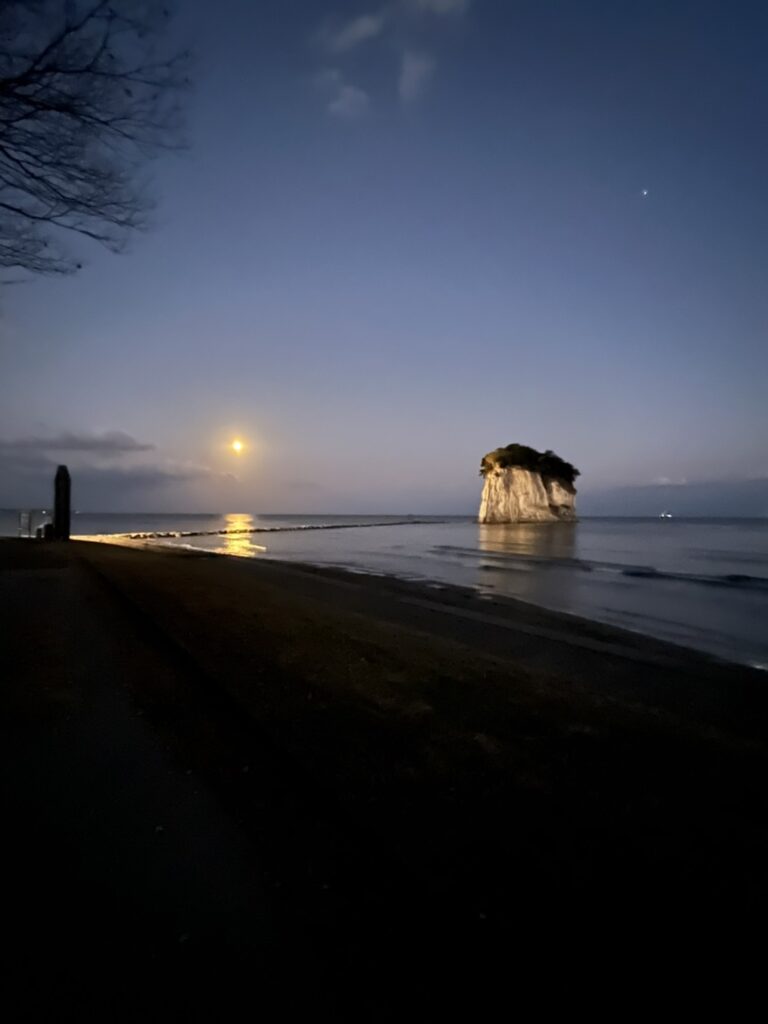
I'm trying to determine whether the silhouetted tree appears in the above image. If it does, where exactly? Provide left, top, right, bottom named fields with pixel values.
left=0, top=1, right=189, bottom=277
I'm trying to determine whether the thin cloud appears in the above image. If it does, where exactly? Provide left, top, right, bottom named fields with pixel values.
left=314, top=68, right=343, bottom=90
left=407, top=0, right=470, bottom=13
left=73, top=461, right=233, bottom=486
left=328, top=83, right=371, bottom=119
left=313, top=0, right=471, bottom=117
left=280, top=479, right=323, bottom=492
left=0, top=430, right=155, bottom=454
left=323, top=12, right=386, bottom=53
left=315, top=67, right=371, bottom=120
left=0, top=450, right=224, bottom=483
left=399, top=51, right=436, bottom=101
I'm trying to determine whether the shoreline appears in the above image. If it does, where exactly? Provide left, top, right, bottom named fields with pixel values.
left=80, top=532, right=767, bottom=671
left=74, top=538, right=768, bottom=716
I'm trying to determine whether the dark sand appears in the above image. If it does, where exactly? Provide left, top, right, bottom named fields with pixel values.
left=2, top=538, right=766, bottom=1015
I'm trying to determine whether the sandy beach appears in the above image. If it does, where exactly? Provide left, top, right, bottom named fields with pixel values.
left=3, top=537, right=767, bottom=1013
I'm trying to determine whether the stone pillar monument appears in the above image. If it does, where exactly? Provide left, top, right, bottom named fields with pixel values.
left=53, top=465, right=71, bottom=541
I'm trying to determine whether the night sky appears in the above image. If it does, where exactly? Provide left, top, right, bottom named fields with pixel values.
left=1, top=0, right=766, bottom=514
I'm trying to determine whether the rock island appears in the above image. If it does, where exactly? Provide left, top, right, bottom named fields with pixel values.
left=479, top=443, right=578, bottom=523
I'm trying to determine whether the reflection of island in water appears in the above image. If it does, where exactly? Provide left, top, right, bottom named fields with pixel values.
left=476, top=522, right=578, bottom=606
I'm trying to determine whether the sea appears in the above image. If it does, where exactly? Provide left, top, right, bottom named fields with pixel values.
left=3, top=510, right=767, bottom=670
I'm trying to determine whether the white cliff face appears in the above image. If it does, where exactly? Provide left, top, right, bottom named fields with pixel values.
left=479, top=467, right=577, bottom=523
left=544, top=476, right=577, bottom=520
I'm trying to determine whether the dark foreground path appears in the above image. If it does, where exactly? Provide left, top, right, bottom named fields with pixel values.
left=2, top=539, right=766, bottom=1017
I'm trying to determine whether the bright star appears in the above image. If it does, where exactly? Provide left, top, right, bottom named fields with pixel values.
left=641, top=189, right=649, bottom=196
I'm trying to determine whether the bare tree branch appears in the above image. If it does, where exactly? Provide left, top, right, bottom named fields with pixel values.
left=0, top=0, right=190, bottom=278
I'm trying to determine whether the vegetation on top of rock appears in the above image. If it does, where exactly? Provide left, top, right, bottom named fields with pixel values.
left=480, top=444, right=580, bottom=486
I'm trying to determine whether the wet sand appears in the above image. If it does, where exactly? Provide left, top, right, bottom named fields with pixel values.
left=2, top=538, right=766, bottom=1014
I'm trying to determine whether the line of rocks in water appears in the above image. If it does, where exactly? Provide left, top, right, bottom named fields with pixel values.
left=119, top=520, right=446, bottom=541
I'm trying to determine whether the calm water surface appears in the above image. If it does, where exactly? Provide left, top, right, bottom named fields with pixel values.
left=3, top=511, right=766, bottom=669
